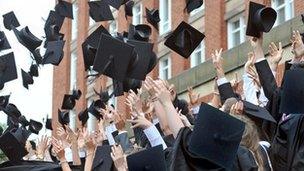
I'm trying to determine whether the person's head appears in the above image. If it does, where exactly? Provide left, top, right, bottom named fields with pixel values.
left=25, top=140, right=36, bottom=152
left=220, top=97, right=238, bottom=113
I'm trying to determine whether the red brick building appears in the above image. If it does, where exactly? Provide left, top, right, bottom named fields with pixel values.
left=52, top=0, right=304, bottom=129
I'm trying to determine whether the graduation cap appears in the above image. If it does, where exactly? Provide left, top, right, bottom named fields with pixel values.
left=126, top=40, right=154, bottom=80
left=58, top=109, right=70, bottom=127
left=242, top=100, right=276, bottom=126
left=88, top=1, right=114, bottom=22
left=0, top=31, right=11, bottom=51
left=0, top=94, right=10, bottom=111
left=124, top=1, right=134, bottom=18
left=185, top=0, right=204, bottom=14
left=4, top=103, right=21, bottom=119
left=44, top=10, right=65, bottom=32
left=18, top=115, right=30, bottom=127
left=94, top=88, right=111, bottom=107
left=42, top=40, right=65, bottom=66
left=32, top=49, right=43, bottom=65
left=61, top=89, right=82, bottom=110
left=0, top=52, right=18, bottom=89
left=88, top=100, right=103, bottom=120
left=246, top=1, right=277, bottom=38
left=28, top=119, right=43, bottom=135
left=145, top=8, right=160, bottom=30
left=0, top=126, right=3, bottom=136
left=78, top=108, right=89, bottom=126
left=46, top=118, right=53, bottom=130
left=189, top=103, right=245, bottom=169
left=55, top=0, right=73, bottom=19
left=2, top=11, right=20, bottom=30
left=29, top=64, right=39, bottom=77
left=105, top=0, right=125, bottom=10
left=127, top=145, right=166, bottom=171
left=21, top=69, right=34, bottom=89
left=128, top=24, right=152, bottom=42
left=13, top=26, right=43, bottom=52
left=280, top=68, right=304, bottom=114
left=113, top=78, right=142, bottom=96
left=0, top=127, right=31, bottom=161
left=165, top=21, right=205, bottom=58
left=92, top=145, right=114, bottom=170
left=93, top=33, right=135, bottom=82
left=86, top=25, right=110, bottom=49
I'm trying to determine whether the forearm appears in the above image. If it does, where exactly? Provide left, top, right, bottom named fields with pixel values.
left=84, top=150, right=95, bottom=171
left=210, top=93, right=221, bottom=108
left=59, top=157, right=72, bottom=171
left=153, top=101, right=172, bottom=135
left=71, top=143, right=81, bottom=165
left=161, top=102, right=184, bottom=138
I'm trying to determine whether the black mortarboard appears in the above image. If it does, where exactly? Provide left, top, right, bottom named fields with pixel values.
left=86, top=25, right=110, bottom=49
left=72, top=89, right=82, bottom=100
left=94, top=88, right=111, bottom=109
left=88, top=1, right=114, bottom=22
left=165, top=21, right=205, bottom=58
left=0, top=127, right=31, bottom=161
left=46, top=118, right=53, bottom=130
left=147, top=51, right=157, bottom=73
left=112, top=78, right=141, bottom=96
left=246, top=1, right=277, bottom=38
left=93, top=33, right=135, bottom=81
left=21, top=69, right=34, bottom=89
left=128, top=24, right=152, bottom=42
left=44, top=10, right=65, bottom=32
left=145, top=8, right=160, bottom=30
left=0, top=126, right=3, bottom=136
left=0, top=52, right=18, bottom=89
left=61, top=94, right=76, bottom=110
left=92, top=145, right=114, bottom=170
left=55, top=0, right=73, bottom=19
left=18, top=115, right=30, bottom=127
left=58, top=109, right=70, bottom=127
left=78, top=108, right=89, bottom=126
left=127, top=145, right=166, bottom=171
left=280, top=68, right=304, bottom=114
left=2, top=11, right=20, bottom=30
left=29, top=141, right=36, bottom=151
left=126, top=40, right=154, bottom=80
left=3, top=103, right=21, bottom=119
left=32, top=49, right=43, bottom=65
left=29, top=64, right=39, bottom=77
left=0, top=94, right=10, bottom=111
left=185, top=0, right=204, bottom=14
left=42, top=40, right=65, bottom=66
left=0, top=31, right=11, bottom=51
left=124, top=1, right=134, bottom=18
left=88, top=100, right=102, bottom=120
left=28, top=119, right=43, bottom=135
left=189, top=103, right=245, bottom=169
left=243, top=100, right=276, bottom=126
left=105, top=0, right=124, bottom=10
left=13, top=26, right=42, bottom=52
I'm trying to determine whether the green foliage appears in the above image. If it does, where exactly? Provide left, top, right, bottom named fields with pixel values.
left=0, top=122, right=8, bottom=163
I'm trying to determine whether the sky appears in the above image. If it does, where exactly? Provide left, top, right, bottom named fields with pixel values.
left=0, top=0, right=55, bottom=136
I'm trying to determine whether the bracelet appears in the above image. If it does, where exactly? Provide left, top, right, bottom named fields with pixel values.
left=59, top=160, right=68, bottom=165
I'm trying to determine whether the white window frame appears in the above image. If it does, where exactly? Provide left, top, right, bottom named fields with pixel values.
left=190, top=3, right=205, bottom=16
left=70, top=52, right=77, bottom=90
left=272, top=0, right=294, bottom=26
left=109, top=20, right=117, bottom=36
left=190, top=41, right=205, bottom=68
left=72, top=3, right=78, bottom=40
left=159, top=55, right=171, bottom=80
left=132, top=3, right=142, bottom=25
left=159, top=0, right=171, bottom=35
left=227, top=16, right=246, bottom=49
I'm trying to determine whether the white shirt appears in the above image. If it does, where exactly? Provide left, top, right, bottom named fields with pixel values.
left=105, top=123, right=117, bottom=145
left=143, top=125, right=167, bottom=150
left=243, top=73, right=268, bottom=107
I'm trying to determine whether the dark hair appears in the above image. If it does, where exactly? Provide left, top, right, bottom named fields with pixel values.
left=29, top=140, right=36, bottom=151
left=48, top=145, right=59, bottom=163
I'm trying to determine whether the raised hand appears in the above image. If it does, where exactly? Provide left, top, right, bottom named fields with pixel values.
left=65, top=125, right=78, bottom=144
left=127, top=115, right=153, bottom=129
left=177, top=108, right=191, bottom=127
left=244, top=52, right=255, bottom=73
left=153, top=80, right=172, bottom=106
left=187, top=87, right=200, bottom=107
left=230, top=101, right=244, bottom=115
left=291, top=30, right=304, bottom=62
left=125, top=89, right=143, bottom=115
left=211, top=48, right=225, bottom=78
left=51, top=137, right=65, bottom=161
left=111, top=145, right=128, bottom=171
left=250, top=35, right=264, bottom=60
left=269, top=42, right=283, bottom=71
left=36, top=135, right=50, bottom=160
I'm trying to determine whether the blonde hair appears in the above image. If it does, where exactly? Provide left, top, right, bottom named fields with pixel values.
left=231, top=114, right=264, bottom=171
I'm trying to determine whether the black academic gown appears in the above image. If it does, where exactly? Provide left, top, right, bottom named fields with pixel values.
left=0, top=160, right=61, bottom=171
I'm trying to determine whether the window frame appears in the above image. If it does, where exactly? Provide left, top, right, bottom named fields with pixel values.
left=71, top=2, right=78, bottom=40
left=190, top=3, right=205, bottom=16
left=109, top=20, right=118, bottom=36
left=132, top=3, right=142, bottom=25
left=272, top=0, right=294, bottom=26
left=159, top=55, right=171, bottom=80
left=159, top=0, right=171, bottom=35
left=227, top=15, right=246, bottom=49
left=70, top=52, right=77, bottom=90
left=190, top=40, right=205, bottom=68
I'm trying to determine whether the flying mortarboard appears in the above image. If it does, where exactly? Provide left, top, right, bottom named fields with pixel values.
left=61, top=89, right=82, bottom=110
left=105, top=0, right=125, bottom=10
left=46, top=118, right=53, bottom=130
left=0, top=127, right=31, bottom=161
left=58, top=109, right=70, bottom=127
left=28, top=119, right=43, bottom=135
left=3, top=103, right=21, bottom=119
left=44, top=10, right=65, bottom=32
left=92, top=145, right=114, bottom=170
left=88, top=1, right=114, bottom=22
left=127, top=145, right=166, bottom=171
left=128, top=24, right=152, bottom=42
left=21, top=69, right=34, bottom=89
left=93, top=33, right=135, bottom=82
left=94, top=88, right=111, bottom=109
left=280, top=68, right=304, bottom=114
left=78, top=108, right=89, bottom=126
left=113, top=78, right=142, bottom=96
left=0, top=52, right=18, bottom=89
left=32, top=49, right=43, bottom=65
left=0, top=31, right=11, bottom=51
left=165, top=21, right=205, bottom=58
left=18, top=115, right=30, bottom=127
left=2, top=11, right=20, bottom=30
left=86, top=25, right=110, bottom=48
left=29, top=64, right=39, bottom=77
left=0, top=94, right=10, bottom=111
left=88, top=100, right=103, bottom=120
left=42, top=40, right=65, bottom=66
left=145, top=8, right=160, bottom=30
left=13, top=26, right=42, bottom=52
left=189, top=103, right=245, bottom=169
left=55, top=0, right=74, bottom=19
left=185, top=0, right=204, bottom=14
left=124, top=1, right=134, bottom=18
left=246, top=1, right=277, bottom=38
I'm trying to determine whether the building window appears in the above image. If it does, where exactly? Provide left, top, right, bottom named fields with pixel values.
left=159, top=0, right=171, bottom=35
left=190, top=3, right=205, bottom=16
left=70, top=52, right=77, bottom=90
left=272, top=0, right=294, bottom=26
left=227, top=16, right=246, bottom=49
left=159, top=55, right=171, bottom=80
left=109, top=21, right=117, bottom=36
left=132, top=3, right=142, bottom=25
left=190, top=41, right=205, bottom=68
left=72, top=3, right=78, bottom=40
